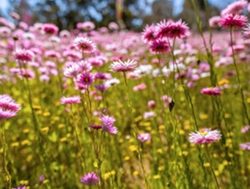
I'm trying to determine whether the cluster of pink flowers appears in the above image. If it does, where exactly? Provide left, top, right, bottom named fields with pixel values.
left=142, top=19, right=190, bottom=54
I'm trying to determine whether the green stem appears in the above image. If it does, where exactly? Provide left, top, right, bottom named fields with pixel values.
left=229, top=28, right=250, bottom=124
left=205, top=146, right=220, bottom=189
left=1, top=124, right=11, bottom=188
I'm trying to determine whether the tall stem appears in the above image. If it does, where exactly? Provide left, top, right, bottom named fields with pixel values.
left=1, top=123, right=11, bottom=188
left=229, top=28, right=250, bottom=124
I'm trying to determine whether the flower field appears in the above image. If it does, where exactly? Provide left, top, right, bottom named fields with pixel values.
left=1, top=1, right=250, bottom=189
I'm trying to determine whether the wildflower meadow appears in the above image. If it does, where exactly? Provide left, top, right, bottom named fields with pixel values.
left=0, top=0, right=250, bottom=188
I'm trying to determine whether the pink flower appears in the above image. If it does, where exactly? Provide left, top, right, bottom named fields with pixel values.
left=240, top=142, right=250, bottom=150
left=77, top=21, right=95, bottom=31
left=60, top=96, right=81, bottom=105
left=241, top=125, right=250, bottom=133
left=80, top=172, right=99, bottom=185
left=14, top=49, right=34, bottom=62
left=108, top=22, right=119, bottom=31
left=221, top=0, right=247, bottom=16
left=189, top=128, right=221, bottom=144
left=143, top=111, right=156, bottom=119
left=100, top=115, right=118, bottom=135
left=110, top=59, right=137, bottom=72
left=137, top=133, right=151, bottom=143
left=43, top=23, right=59, bottom=35
left=200, top=87, right=221, bottom=96
left=0, top=94, right=21, bottom=120
left=149, top=38, right=170, bottom=54
left=63, top=63, right=80, bottom=78
left=209, top=16, right=222, bottom=28
left=76, top=72, right=94, bottom=88
left=147, top=100, right=156, bottom=109
left=157, top=20, right=189, bottom=39
left=74, top=37, right=96, bottom=53
left=161, top=95, right=173, bottom=108
left=219, top=14, right=247, bottom=28
left=142, top=24, right=157, bottom=43
left=133, top=83, right=147, bottom=91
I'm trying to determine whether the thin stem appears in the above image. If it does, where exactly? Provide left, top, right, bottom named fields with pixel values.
left=1, top=124, right=11, bottom=188
left=205, top=146, right=220, bottom=189
left=229, top=28, right=250, bottom=124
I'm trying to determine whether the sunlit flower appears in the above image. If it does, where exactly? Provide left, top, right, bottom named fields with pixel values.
left=74, top=37, right=96, bottom=53
left=189, top=128, right=221, bottom=144
left=110, top=59, right=137, bottom=72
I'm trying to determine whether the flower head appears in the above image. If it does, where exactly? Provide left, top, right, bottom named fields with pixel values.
left=240, top=142, right=250, bottom=150
left=200, top=87, right=221, bottom=96
left=157, top=20, right=189, bottom=39
left=80, top=172, right=99, bottom=185
left=209, top=16, right=222, bottom=28
left=14, top=49, right=34, bottom=62
left=74, top=37, right=96, bottom=53
left=142, top=24, right=157, bottom=43
left=219, top=14, right=247, bottom=28
left=43, top=23, right=59, bottom=35
left=77, top=21, right=95, bottom=31
left=110, top=59, right=137, bottom=72
left=100, top=115, right=118, bottom=135
left=189, top=128, right=221, bottom=144
left=221, top=0, right=247, bottom=16
left=149, top=38, right=170, bottom=54
left=63, top=63, right=80, bottom=78
left=60, top=96, right=81, bottom=105
left=0, top=94, right=21, bottom=120
left=76, top=72, right=94, bottom=89
left=241, top=125, right=250, bottom=133
left=138, top=133, right=151, bottom=143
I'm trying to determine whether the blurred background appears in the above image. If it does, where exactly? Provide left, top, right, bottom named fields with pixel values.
left=0, top=0, right=242, bottom=30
